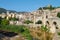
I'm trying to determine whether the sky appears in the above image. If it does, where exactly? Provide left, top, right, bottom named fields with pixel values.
left=0, top=0, right=60, bottom=12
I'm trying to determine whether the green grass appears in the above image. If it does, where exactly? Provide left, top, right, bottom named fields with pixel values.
left=0, top=25, right=32, bottom=40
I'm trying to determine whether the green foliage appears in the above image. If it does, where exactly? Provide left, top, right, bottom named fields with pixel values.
left=9, top=17, right=19, bottom=21
left=22, top=29, right=32, bottom=40
left=0, top=25, right=32, bottom=40
left=0, top=25, right=24, bottom=33
left=56, top=7, right=60, bottom=8
left=1, top=19, right=9, bottom=25
left=57, top=12, right=60, bottom=18
left=36, top=20, right=42, bottom=24
left=38, top=7, right=55, bottom=10
left=38, top=5, right=56, bottom=10
left=41, top=25, right=49, bottom=32
left=0, top=17, right=9, bottom=25
left=0, top=17, right=2, bottom=24
left=24, top=20, right=33, bottom=24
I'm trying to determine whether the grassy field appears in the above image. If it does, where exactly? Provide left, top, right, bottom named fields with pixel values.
left=0, top=25, right=33, bottom=40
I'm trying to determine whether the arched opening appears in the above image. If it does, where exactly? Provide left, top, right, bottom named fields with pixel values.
left=53, top=22, right=57, bottom=25
left=46, top=21, right=49, bottom=25
left=53, top=22, right=58, bottom=29
left=36, top=20, right=42, bottom=24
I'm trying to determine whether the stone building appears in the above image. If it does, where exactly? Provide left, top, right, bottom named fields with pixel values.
left=31, top=8, right=60, bottom=33
left=0, top=8, right=60, bottom=33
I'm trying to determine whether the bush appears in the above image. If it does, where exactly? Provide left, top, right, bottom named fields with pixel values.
left=1, top=19, right=9, bottom=25
left=57, top=12, right=60, bottom=18
left=24, top=20, right=33, bottom=24
left=0, top=25, right=32, bottom=40
left=36, top=20, right=42, bottom=24
left=58, top=32, right=60, bottom=35
left=41, top=25, right=49, bottom=32
left=38, top=5, right=55, bottom=10
left=9, top=17, right=19, bottom=21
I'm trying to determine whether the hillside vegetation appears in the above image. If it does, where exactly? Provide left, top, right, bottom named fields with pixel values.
left=38, top=5, right=60, bottom=10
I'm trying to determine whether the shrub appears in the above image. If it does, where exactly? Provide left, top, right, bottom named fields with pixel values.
left=58, top=32, right=60, bottom=35
left=24, top=20, right=33, bottom=24
left=0, top=25, right=32, bottom=40
left=57, top=12, right=60, bottom=18
left=1, top=19, right=9, bottom=25
left=36, top=20, right=42, bottom=24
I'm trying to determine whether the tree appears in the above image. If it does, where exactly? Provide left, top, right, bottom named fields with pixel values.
left=57, top=12, right=60, bottom=18
left=36, top=20, right=42, bottom=24
left=24, top=20, right=33, bottom=24
left=38, top=5, right=56, bottom=10
left=9, top=17, right=19, bottom=21
left=41, top=25, right=49, bottom=32
left=1, top=19, right=9, bottom=25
